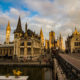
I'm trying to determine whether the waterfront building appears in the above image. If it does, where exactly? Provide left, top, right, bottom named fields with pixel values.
left=0, top=17, right=42, bottom=59
left=14, top=17, right=41, bottom=58
left=65, top=27, right=80, bottom=53
left=0, top=44, right=14, bottom=58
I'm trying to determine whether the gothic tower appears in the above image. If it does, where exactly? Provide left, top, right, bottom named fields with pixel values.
left=49, top=31, right=55, bottom=49
left=14, top=16, right=24, bottom=39
left=59, top=33, right=64, bottom=51
left=6, top=21, right=11, bottom=44
left=14, top=16, right=24, bottom=57
left=40, top=28, right=44, bottom=46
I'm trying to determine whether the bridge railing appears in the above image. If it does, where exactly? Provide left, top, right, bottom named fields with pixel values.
left=54, top=53, right=80, bottom=80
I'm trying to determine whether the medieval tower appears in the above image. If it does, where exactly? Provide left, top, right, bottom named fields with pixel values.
left=40, top=28, right=44, bottom=46
left=49, top=31, right=55, bottom=49
left=6, top=21, right=11, bottom=44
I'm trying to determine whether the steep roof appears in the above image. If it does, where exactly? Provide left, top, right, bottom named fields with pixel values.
left=14, top=16, right=24, bottom=33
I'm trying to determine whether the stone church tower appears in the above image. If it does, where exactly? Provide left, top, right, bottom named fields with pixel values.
left=40, top=28, right=44, bottom=46
left=6, top=21, right=11, bottom=44
left=49, top=31, right=55, bottom=49
left=14, top=17, right=24, bottom=57
left=59, top=33, right=64, bottom=51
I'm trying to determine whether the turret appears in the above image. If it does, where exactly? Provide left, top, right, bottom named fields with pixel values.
left=73, top=27, right=79, bottom=35
left=25, top=22, right=28, bottom=38
left=25, top=22, right=27, bottom=33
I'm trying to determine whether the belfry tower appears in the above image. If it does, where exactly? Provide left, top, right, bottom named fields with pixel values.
left=59, top=33, right=64, bottom=51
left=40, top=28, right=44, bottom=46
left=6, top=21, right=11, bottom=44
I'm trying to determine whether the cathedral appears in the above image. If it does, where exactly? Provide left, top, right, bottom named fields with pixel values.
left=0, top=17, right=43, bottom=59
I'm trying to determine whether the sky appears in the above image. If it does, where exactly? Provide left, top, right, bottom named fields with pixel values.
left=0, top=0, right=80, bottom=46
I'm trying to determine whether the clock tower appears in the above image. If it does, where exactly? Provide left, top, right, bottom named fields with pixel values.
left=6, top=21, right=11, bottom=44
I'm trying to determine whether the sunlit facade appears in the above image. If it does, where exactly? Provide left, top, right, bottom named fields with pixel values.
left=45, top=40, right=49, bottom=49
left=65, top=27, right=80, bottom=53
left=49, top=31, right=55, bottom=49
left=0, top=17, right=42, bottom=59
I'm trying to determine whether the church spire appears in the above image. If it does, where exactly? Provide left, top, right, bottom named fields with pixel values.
left=73, top=27, right=79, bottom=35
left=25, top=22, right=27, bottom=33
left=6, top=21, right=11, bottom=30
left=6, top=21, right=11, bottom=44
left=8, top=21, right=10, bottom=27
left=59, top=33, right=62, bottom=39
left=40, top=28, right=44, bottom=46
left=14, top=16, right=24, bottom=33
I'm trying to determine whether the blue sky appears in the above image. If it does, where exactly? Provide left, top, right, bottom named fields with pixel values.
left=0, top=0, right=39, bottom=17
left=0, top=0, right=80, bottom=46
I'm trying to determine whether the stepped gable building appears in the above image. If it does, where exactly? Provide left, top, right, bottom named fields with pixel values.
left=65, top=27, right=80, bottom=53
left=0, top=17, right=42, bottom=59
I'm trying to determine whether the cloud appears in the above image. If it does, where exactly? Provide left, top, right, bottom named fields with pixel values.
left=10, top=8, right=30, bottom=17
left=0, top=0, right=80, bottom=47
left=0, top=7, right=30, bottom=43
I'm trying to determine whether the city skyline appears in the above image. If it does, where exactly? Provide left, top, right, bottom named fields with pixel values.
left=0, top=0, right=80, bottom=45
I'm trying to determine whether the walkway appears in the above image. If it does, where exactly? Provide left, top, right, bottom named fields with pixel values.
left=59, top=53, right=80, bottom=71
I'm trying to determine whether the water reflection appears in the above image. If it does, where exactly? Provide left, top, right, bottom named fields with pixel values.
left=0, top=66, right=51, bottom=80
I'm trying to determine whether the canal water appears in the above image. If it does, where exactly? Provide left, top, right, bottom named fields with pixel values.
left=0, top=66, right=52, bottom=80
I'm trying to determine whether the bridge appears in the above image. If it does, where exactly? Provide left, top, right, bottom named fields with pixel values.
left=54, top=53, right=80, bottom=80
left=0, top=52, right=80, bottom=80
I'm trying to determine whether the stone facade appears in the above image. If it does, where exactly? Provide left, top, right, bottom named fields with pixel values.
left=45, top=31, right=64, bottom=52
left=0, top=17, right=42, bottom=59
left=0, top=44, right=14, bottom=58
left=14, top=17, right=41, bottom=58
left=65, top=28, right=80, bottom=53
